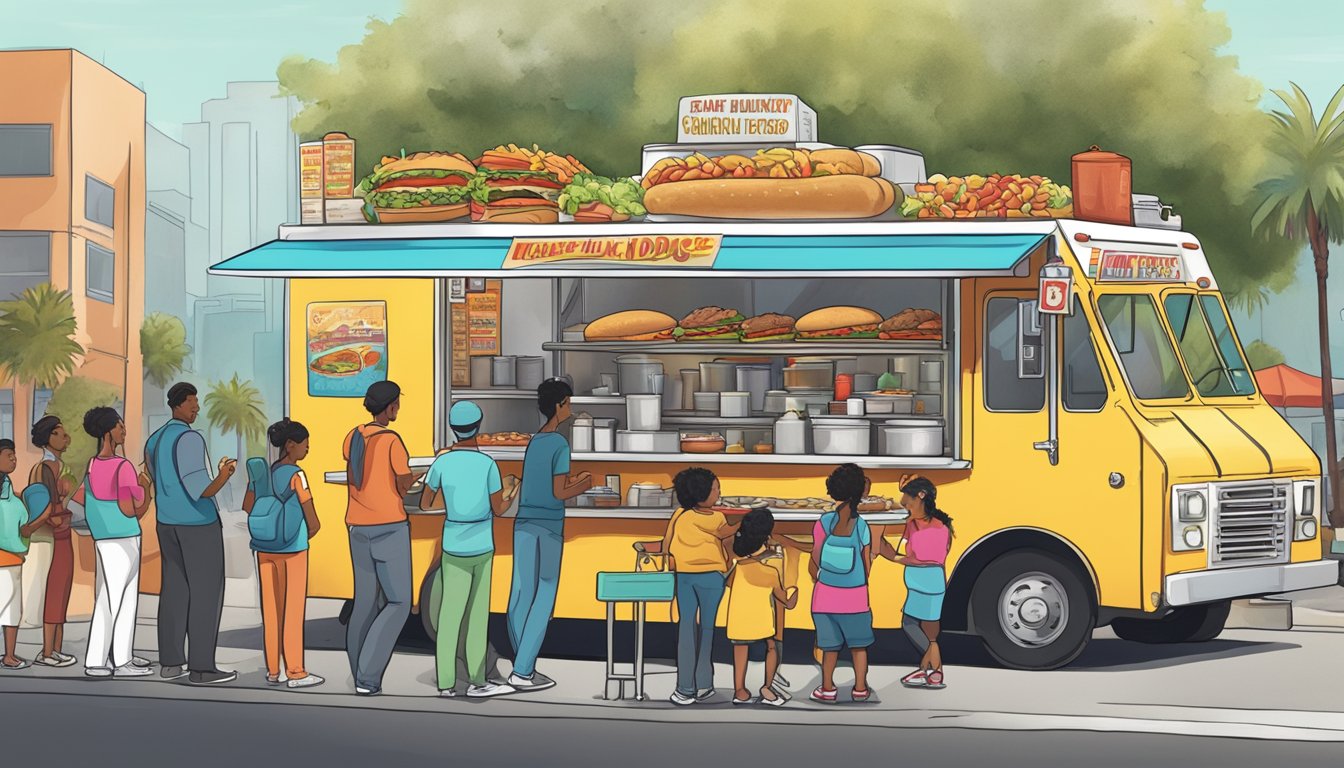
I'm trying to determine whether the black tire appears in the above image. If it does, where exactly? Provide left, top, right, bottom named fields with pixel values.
left=1111, top=600, right=1231, bottom=644
left=419, top=561, right=441, bottom=641
left=971, top=549, right=1096, bottom=670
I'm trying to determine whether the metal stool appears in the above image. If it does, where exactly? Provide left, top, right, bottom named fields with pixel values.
left=596, top=569, right=675, bottom=702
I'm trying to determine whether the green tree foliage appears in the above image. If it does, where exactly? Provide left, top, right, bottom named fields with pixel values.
left=1244, top=340, right=1285, bottom=371
left=0, top=284, right=84, bottom=391
left=279, top=0, right=1296, bottom=293
left=204, top=376, right=267, bottom=465
left=46, top=376, right=121, bottom=480
left=141, top=313, right=192, bottom=390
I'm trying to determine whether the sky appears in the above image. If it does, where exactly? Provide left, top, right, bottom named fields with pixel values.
left=2, top=1, right=1342, bottom=139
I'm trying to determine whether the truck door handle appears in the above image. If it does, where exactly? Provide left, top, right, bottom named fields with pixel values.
left=1109, top=472, right=1125, bottom=489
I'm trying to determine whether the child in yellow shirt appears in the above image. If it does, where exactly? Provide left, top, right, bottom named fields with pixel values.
left=727, top=508, right=797, bottom=706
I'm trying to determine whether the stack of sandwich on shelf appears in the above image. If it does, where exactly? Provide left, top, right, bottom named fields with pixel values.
left=468, top=144, right=591, bottom=223
left=359, top=152, right=477, bottom=223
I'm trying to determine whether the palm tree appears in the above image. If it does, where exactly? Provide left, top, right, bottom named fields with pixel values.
left=1227, top=284, right=1272, bottom=340
left=140, top=313, right=192, bottom=389
left=1253, top=82, right=1344, bottom=528
left=0, top=285, right=85, bottom=405
left=203, top=376, right=267, bottom=465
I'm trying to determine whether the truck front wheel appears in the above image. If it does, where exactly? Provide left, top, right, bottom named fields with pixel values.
left=1110, top=600, right=1231, bottom=644
left=971, top=550, right=1095, bottom=670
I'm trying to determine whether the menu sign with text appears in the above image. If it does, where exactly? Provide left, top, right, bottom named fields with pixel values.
left=503, top=235, right=721, bottom=269
left=676, top=94, right=817, bottom=143
left=1094, top=250, right=1184, bottom=282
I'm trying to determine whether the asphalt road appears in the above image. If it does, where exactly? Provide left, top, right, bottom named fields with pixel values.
left=8, top=691, right=1341, bottom=768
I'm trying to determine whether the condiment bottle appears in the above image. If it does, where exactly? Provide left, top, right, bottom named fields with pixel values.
left=834, top=373, right=854, bottom=401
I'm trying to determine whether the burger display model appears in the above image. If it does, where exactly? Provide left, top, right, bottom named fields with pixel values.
left=358, top=152, right=476, bottom=223
left=675, top=306, right=745, bottom=341
left=641, top=147, right=900, bottom=220
left=583, top=310, right=678, bottom=342
left=795, top=307, right=883, bottom=340
left=739, top=313, right=797, bottom=343
left=468, top=144, right=590, bottom=224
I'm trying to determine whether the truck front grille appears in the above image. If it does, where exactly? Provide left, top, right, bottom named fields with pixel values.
left=1212, top=483, right=1290, bottom=567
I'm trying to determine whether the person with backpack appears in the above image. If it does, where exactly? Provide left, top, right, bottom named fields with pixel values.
left=243, top=418, right=324, bottom=689
left=343, top=380, right=415, bottom=696
left=26, top=416, right=77, bottom=668
left=808, top=463, right=876, bottom=704
left=0, top=438, right=55, bottom=670
left=144, top=382, right=237, bottom=685
left=419, top=401, right=519, bottom=698
left=76, top=408, right=154, bottom=678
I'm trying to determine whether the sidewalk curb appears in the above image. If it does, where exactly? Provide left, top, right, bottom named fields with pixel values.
left=1293, top=606, right=1344, bottom=629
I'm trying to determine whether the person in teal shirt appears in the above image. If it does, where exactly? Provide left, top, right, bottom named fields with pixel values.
left=421, top=401, right=519, bottom=699
left=507, top=379, right=591, bottom=692
left=0, top=439, right=54, bottom=669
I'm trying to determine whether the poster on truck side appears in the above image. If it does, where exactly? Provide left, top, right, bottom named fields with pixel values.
left=306, top=301, right=389, bottom=397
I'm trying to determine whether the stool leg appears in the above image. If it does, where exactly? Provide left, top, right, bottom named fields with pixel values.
left=605, top=602, right=615, bottom=701
left=635, top=601, right=646, bottom=702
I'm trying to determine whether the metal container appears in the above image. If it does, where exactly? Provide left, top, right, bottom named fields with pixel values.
left=693, top=392, right=720, bottom=412
left=680, top=370, right=700, bottom=411
left=626, top=395, right=662, bottom=432
left=1072, top=145, right=1133, bottom=226
left=913, top=394, right=942, bottom=415
left=774, top=415, right=808, bottom=455
left=783, top=361, right=833, bottom=391
left=469, top=357, right=492, bottom=388
left=720, top=392, right=751, bottom=418
left=699, top=361, right=738, bottom=392
left=616, top=430, right=679, bottom=453
left=763, top=390, right=789, bottom=413
left=854, top=144, right=927, bottom=185
left=846, top=397, right=866, bottom=416
left=812, top=418, right=871, bottom=455
left=1132, top=194, right=1182, bottom=231
left=593, top=418, right=617, bottom=453
left=572, top=415, right=594, bottom=452
left=864, top=393, right=913, bottom=415
left=920, top=360, right=943, bottom=394
left=853, top=373, right=879, bottom=393
left=516, top=356, right=545, bottom=391
left=736, top=366, right=772, bottom=411
left=491, top=356, right=518, bottom=387
left=628, top=482, right=672, bottom=507
left=879, top=419, right=944, bottom=457
left=617, top=355, right=664, bottom=396
left=890, top=355, right=920, bottom=386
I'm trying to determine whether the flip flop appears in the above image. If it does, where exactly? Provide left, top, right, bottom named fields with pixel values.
left=924, top=670, right=946, bottom=690
left=809, top=686, right=838, bottom=704
left=900, top=669, right=928, bottom=688
left=1, top=659, right=30, bottom=670
left=851, top=687, right=873, bottom=702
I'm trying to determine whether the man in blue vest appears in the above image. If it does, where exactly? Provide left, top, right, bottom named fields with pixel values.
left=145, top=382, right=237, bottom=685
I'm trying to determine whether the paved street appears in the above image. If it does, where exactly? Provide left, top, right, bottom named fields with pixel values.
left=2, top=578, right=1344, bottom=765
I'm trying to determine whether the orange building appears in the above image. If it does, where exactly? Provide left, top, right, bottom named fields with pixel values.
left=0, top=49, right=145, bottom=465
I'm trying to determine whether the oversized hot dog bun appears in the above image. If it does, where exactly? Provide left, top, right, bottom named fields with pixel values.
left=808, top=148, right=881, bottom=177
left=644, top=175, right=899, bottom=220
left=584, top=310, right=678, bottom=342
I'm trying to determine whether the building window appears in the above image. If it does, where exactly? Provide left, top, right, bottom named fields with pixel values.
left=86, top=242, right=115, bottom=303
left=86, top=175, right=115, bottom=229
left=31, top=388, right=52, bottom=425
left=0, top=390, right=12, bottom=442
left=984, top=296, right=1045, bottom=412
left=0, top=125, right=52, bottom=177
left=0, top=232, right=51, bottom=300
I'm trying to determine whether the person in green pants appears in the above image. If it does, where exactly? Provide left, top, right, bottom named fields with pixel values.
left=420, top=401, right=519, bottom=698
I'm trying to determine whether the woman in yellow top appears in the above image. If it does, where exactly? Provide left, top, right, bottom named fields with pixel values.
left=663, top=467, right=738, bottom=706
left=727, top=508, right=798, bottom=707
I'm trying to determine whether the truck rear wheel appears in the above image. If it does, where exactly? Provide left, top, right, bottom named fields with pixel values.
left=1110, top=600, right=1231, bottom=644
left=971, top=550, right=1095, bottom=670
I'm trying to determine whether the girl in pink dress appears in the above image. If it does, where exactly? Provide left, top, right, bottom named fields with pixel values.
left=877, top=476, right=953, bottom=689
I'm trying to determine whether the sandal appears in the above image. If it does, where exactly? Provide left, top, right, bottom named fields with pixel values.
left=732, top=693, right=754, bottom=705
left=900, top=669, right=928, bottom=688
left=925, top=670, right=946, bottom=690
left=759, top=687, right=786, bottom=707
left=851, top=687, right=873, bottom=702
left=809, top=686, right=838, bottom=704
left=1, top=658, right=30, bottom=670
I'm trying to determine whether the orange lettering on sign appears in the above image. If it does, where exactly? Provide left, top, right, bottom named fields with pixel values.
left=503, top=235, right=722, bottom=269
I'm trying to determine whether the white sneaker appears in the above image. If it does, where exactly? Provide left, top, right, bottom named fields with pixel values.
left=695, top=688, right=716, bottom=701
left=129, top=656, right=152, bottom=668
left=287, top=674, right=325, bottom=690
left=113, top=663, right=153, bottom=678
left=507, top=672, right=556, bottom=692
left=466, top=682, right=516, bottom=698
left=439, top=688, right=457, bottom=698
left=669, top=691, right=697, bottom=706
left=52, top=652, right=77, bottom=665
left=85, top=667, right=113, bottom=678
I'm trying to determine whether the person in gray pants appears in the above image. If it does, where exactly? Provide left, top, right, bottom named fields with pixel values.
left=343, top=381, right=415, bottom=695
left=145, top=383, right=237, bottom=686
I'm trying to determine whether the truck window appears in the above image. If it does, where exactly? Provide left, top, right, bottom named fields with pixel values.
left=1063, top=299, right=1107, bottom=411
left=1162, top=293, right=1253, bottom=397
left=985, top=296, right=1045, bottom=412
left=1198, top=295, right=1256, bottom=396
left=1097, top=294, right=1189, bottom=400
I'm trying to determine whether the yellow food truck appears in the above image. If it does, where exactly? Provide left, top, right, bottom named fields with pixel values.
left=213, top=101, right=1337, bottom=669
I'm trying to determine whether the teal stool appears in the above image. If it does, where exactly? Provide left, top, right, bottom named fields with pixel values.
left=596, top=571, right=675, bottom=701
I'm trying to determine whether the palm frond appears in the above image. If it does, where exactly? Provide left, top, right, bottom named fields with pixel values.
left=0, top=284, right=85, bottom=389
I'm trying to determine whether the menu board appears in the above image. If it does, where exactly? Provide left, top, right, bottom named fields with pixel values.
left=467, top=280, right=502, bottom=356
left=450, top=302, right=470, bottom=386
left=677, top=94, right=817, bottom=143
left=1089, top=248, right=1185, bottom=282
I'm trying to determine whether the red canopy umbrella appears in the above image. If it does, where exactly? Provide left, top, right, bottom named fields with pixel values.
left=1254, top=364, right=1344, bottom=408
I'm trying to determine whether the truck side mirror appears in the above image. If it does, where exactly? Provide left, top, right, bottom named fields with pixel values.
left=1018, top=300, right=1044, bottom=379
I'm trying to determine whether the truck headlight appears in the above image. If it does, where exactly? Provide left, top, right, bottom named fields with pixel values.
left=1298, top=519, right=1318, bottom=541
left=1294, top=480, right=1320, bottom=541
left=1172, top=484, right=1209, bottom=553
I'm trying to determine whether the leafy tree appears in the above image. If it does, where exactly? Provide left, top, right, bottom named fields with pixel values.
left=279, top=0, right=1298, bottom=294
left=204, top=376, right=267, bottom=466
left=46, top=376, right=121, bottom=480
left=1244, top=340, right=1285, bottom=371
left=0, top=284, right=84, bottom=391
left=1253, top=83, right=1344, bottom=527
left=141, top=313, right=192, bottom=390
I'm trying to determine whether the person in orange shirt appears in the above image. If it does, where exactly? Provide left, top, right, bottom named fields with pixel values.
left=342, top=381, right=415, bottom=696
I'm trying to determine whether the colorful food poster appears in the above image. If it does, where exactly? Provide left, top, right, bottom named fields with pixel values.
left=306, top=301, right=389, bottom=398
left=467, top=280, right=502, bottom=356
left=451, top=302, right=470, bottom=386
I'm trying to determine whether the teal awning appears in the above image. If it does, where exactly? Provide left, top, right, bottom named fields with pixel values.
left=210, top=229, right=1049, bottom=278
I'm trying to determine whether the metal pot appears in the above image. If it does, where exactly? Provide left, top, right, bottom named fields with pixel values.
left=491, top=356, right=518, bottom=387
left=699, top=361, right=738, bottom=392
left=625, top=394, right=662, bottom=432
left=736, top=366, right=772, bottom=411
left=811, top=418, right=871, bottom=455
left=879, top=419, right=944, bottom=456
left=616, top=355, right=665, bottom=395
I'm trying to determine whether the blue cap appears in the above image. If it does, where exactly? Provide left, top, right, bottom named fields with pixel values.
left=449, top=400, right=484, bottom=438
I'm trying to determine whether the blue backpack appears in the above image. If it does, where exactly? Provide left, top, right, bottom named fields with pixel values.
left=246, top=458, right=304, bottom=552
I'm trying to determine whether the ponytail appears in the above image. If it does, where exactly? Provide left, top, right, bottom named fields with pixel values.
left=902, top=476, right=953, bottom=537
left=826, top=463, right=868, bottom=519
